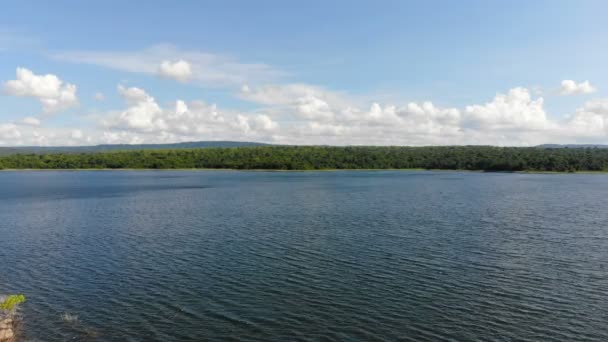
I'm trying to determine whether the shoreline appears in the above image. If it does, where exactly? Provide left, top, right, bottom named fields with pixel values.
left=1, top=168, right=607, bottom=174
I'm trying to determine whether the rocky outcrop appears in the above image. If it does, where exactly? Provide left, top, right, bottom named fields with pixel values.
left=0, top=318, right=13, bottom=342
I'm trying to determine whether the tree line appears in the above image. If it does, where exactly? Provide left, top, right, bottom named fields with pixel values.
left=0, top=146, right=607, bottom=172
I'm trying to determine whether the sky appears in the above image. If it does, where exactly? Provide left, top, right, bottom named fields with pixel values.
left=1, top=0, right=608, bottom=146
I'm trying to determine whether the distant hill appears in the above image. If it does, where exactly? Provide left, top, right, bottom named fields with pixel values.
left=0, top=141, right=270, bottom=155
left=537, top=144, right=608, bottom=149
left=3, top=142, right=607, bottom=156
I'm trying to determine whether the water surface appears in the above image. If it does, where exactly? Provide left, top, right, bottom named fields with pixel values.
left=1, top=171, right=607, bottom=341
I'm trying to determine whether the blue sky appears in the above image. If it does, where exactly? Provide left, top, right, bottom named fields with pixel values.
left=1, top=0, right=607, bottom=146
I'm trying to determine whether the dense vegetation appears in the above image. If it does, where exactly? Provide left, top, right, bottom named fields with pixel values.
left=1, top=146, right=608, bottom=172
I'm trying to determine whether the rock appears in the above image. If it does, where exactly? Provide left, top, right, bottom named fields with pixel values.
left=0, top=319, right=11, bottom=329
left=0, top=326, right=13, bottom=341
left=0, top=319, right=14, bottom=341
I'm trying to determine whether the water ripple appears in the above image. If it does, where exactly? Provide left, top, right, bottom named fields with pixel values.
left=1, top=171, right=608, bottom=341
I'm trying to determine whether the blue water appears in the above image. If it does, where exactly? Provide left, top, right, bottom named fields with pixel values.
left=1, top=171, right=607, bottom=341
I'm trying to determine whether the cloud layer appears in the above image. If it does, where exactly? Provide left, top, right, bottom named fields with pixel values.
left=52, top=44, right=284, bottom=87
left=1, top=63, right=607, bottom=147
left=2, top=82, right=608, bottom=147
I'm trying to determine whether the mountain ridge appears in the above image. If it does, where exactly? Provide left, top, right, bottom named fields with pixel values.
left=2, top=142, right=608, bottom=156
left=0, top=141, right=270, bottom=155
left=537, top=144, right=608, bottom=149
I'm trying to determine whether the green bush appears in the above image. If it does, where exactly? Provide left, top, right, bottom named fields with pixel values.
left=0, top=294, right=26, bottom=311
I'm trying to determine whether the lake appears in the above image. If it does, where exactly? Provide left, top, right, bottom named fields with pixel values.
left=1, top=171, right=607, bottom=341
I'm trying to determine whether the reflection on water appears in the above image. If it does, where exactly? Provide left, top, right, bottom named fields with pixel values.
left=1, top=171, right=608, bottom=341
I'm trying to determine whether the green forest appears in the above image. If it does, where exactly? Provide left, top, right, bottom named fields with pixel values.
left=1, top=146, right=607, bottom=172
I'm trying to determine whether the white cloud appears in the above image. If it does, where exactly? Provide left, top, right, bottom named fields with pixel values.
left=52, top=44, right=284, bottom=87
left=71, top=129, right=84, bottom=140
left=3, top=68, right=78, bottom=113
left=158, top=60, right=192, bottom=82
left=307, top=121, right=347, bottom=137
left=100, top=85, right=279, bottom=143
left=238, top=114, right=279, bottom=132
left=1, top=42, right=596, bottom=147
left=94, top=92, right=105, bottom=101
left=21, top=117, right=41, bottom=126
left=117, top=85, right=154, bottom=104
left=464, top=87, right=550, bottom=130
left=238, top=83, right=355, bottom=124
left=109, top=85, right=164, bottom=132
left=235, top=84, right=607, bottom=145
left=0, top=122, right=94, bottom=146
left=564, top=99, right=608, bottom=137
left=239, top=83, right=347, bottom=106
left=559, top=80, right=596, bottom=95
left=296, top=96, right=335, bottom=121
left=4, top=79, right=608, bottom=147
left=235, top=83, right=574, bottom=145
left=0, top=123, right=21, bottom=143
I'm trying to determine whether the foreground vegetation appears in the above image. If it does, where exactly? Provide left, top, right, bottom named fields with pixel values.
left=1, top=146, right=608, bottom=172
left=0, top=294, right=25, bottom=341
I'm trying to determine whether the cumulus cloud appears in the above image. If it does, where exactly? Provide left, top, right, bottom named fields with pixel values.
left=158, top=60, right=193, bottom=82
left=235, top=84, right=601, bottom=145
left=560, top=80, right=596, bottom=95
left=4, top=79, right=608, bottom=147
left=237, top=83, right=465, bottom=143
left=565, top=99, right=608, bottom=137
left=296, top=96, right=335, bottom=121
left=52, top=44, right=284, bottom=87
left=107, top=85, right=164, bottom=132
left=464, top=87, right=551, bottom=130
left=117, top=85, right=155, bottom=104
left=238, top=83, right=355, bottom=123
left=237, top=114, right=279, bottom=133
left=100, top=85, right=279, bottom=142
left=3, top=68, right=78, bottom=113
